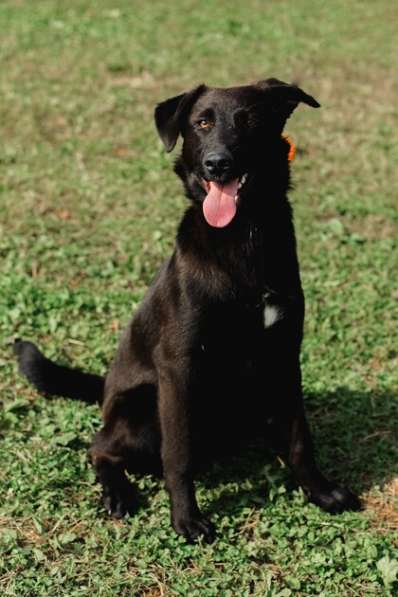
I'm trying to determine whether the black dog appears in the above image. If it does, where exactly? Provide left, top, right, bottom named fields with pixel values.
left=15, top=78, right=360, bottom=543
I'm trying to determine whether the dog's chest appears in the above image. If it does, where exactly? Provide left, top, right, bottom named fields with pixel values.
left=199, top=291, right=285, bottom=365
left=226, top=229, right=285, bottom=331
left=262, top=292, right=284, bottom=329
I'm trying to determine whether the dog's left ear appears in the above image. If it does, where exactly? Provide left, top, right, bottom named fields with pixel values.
left=257, top=78, right=320, bottom=120
left=155, top=85, right=206, bottom=152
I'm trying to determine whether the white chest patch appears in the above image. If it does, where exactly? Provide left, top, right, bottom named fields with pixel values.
left=263, top=304, right=282, bottom=328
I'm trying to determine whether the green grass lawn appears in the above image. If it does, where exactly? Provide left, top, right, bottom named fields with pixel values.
left=1, top=1, right=397, bottom=594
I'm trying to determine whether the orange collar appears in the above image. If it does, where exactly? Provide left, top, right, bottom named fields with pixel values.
left=283, top=135, right=296, bottom=161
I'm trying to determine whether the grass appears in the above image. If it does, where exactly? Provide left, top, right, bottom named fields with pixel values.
left=0, top=0, right=397, bottom=594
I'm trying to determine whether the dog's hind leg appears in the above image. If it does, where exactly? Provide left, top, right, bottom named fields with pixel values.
left=91, top=441, right=136, bottom=519
left=90, top=385, right=161, bottom=518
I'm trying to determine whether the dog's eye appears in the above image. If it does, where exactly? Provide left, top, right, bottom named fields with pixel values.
left=197, top=119, right=213, bottom=130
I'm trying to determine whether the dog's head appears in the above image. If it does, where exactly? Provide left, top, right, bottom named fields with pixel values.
left=155, top=79, right=320, bottom=228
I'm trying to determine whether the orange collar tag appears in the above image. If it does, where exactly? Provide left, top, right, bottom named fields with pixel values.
left=283, top=135, right=296, bottom=161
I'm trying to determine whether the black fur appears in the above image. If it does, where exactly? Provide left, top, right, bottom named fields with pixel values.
left=14, top=339, right=103, bottom=403
left=15, top=78, right=360, bottom=543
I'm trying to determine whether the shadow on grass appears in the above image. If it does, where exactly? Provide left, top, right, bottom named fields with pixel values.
left=306, top=387, right=398, bottom=491
left=198, top=387, right=398, bottom=517
left=25, top=386, right=397, bottom=520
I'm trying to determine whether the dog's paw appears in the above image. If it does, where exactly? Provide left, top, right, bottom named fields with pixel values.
left=309, top=485, right=361, bottom=514
left=101, top=482, right=136, bottom=519
left=172, top=513, right=215, bottom=543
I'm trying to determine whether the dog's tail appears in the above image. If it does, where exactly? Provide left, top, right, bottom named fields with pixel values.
left=14, top=340, right=104, bottom=405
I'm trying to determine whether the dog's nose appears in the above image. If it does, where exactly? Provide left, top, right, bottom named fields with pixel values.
left=204, top=152, right=233, bottom=178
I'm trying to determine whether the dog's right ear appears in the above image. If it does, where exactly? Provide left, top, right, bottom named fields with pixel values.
left=155, top=85, right=206, bottom=152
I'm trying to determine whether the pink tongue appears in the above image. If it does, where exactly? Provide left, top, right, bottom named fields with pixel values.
left=203, top=180, right=238, bottom=228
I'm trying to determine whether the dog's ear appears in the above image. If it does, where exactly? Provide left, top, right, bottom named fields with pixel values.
left=257, top=78, right=320, bottom=120
left=155, top=85, right=206, bottom=152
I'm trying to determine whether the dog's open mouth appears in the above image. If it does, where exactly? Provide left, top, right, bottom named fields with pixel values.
left=202, top=174, right=248, bottom=228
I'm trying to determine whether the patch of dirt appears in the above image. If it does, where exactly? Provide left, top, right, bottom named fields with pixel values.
left=109, top=71, right=155, bottom=89
left=364, top=478, right=398, bottom=534
left=348, top=214, right=397, bottom=241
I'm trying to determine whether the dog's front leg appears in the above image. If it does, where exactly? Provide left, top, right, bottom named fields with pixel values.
left=158, top=363, right=214, bottom=543
left=272, top=357, right=361, bottom=513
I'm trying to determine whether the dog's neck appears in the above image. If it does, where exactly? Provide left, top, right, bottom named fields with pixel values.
left=176, top=177, right=299, bottom=299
